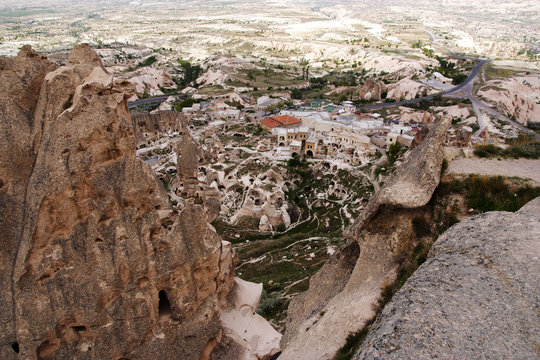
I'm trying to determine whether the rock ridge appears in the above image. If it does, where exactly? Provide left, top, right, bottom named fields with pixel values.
left=355, top=197, right=540, bottom=359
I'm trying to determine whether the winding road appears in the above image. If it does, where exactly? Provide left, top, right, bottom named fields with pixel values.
left=128, top=95, right=177, bottom=109
left=356, top=31, right=539, bottom=141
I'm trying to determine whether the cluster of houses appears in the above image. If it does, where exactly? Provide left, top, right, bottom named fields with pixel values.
left=158, top=91, right=422, bottom=164
left=259, top=109, right=419, bottom=163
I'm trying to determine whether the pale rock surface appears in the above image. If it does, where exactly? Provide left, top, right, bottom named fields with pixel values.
left=478, top=76, right=540, bottom=125
left=357, top=79, right=386, bottom=101
left=259, top=215, right=272, bottom=232
left=219, top=278, right=282, bottom=360
left=433, top=105, right=470, bottom=120
left=390, top=106, right=434, bottom=124
left=128, top=66, right=175, bottom=96
left=355, top=197, right=540, bottom=359
left=386, top=78, right=432, bottom=101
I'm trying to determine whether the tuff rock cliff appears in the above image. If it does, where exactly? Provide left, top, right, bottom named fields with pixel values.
left=280, top=117, right=450, bottom=360
left=0, top=45, right=280, bottom=360
left=356, top=197, right=540, bottom=359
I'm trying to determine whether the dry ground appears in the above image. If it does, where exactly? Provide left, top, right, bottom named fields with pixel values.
left=448, top=158, right=540, bottom=185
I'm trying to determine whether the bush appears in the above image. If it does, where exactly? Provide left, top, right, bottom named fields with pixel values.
left=466, top=175, right=540, bottom=213
left=256, top=292, right=283, bottom=318
left=474, top=140, right=540, bottom=159
left=503, top=142, right=540, bottom=159
left=474, top=144, right=500, bottom=158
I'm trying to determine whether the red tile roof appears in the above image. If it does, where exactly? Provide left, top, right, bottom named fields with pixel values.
left=261, top=117, right=282, bottom=128
left=273, top=115, right=302, bottom=126
left=261, top=115, right=302, bottom=128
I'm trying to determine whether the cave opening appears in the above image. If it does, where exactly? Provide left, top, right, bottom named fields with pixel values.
left=158, top=290, right=172, bottom=318
left=11, top=342, right=19, bottom=353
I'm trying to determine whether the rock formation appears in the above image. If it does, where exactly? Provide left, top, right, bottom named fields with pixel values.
left=0, top=45, right=58, bottom=360
left=0, top=45, right=279, bottom=360
left=280, top=118, right=450, bottom=360
left=131, top=110, right=185, bottom=142
left=386, top=78, right=431, bottom=101
left=215, top=278, right=282, bottom=360
left=477, top=76, right=540, bottom=125
left=176, top=130, right=205, bottom=198
left=355, top=197, right=540, bottom=359
left=357, top=80, right=387, bottom=101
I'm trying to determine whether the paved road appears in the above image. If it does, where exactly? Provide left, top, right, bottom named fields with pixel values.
left=356, top=59, right=486, bottom=111
left=357, top=31, right=539, bottom=140
left=128, top=95, right=176, bottom=108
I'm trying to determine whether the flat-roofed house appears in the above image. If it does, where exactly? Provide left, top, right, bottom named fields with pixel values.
left=305, top=137, right=318, bottom=157
left=289, top=140, right=302, bottom=157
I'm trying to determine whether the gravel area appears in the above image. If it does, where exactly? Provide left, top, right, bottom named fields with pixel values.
left=448, top=158, right=540, bottom=185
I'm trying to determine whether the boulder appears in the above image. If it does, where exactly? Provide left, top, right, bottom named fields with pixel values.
left=356, top=197, right=540, bottom=359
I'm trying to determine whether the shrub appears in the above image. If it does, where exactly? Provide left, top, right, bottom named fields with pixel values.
left=474, top=144, right=500, bottom=158
left=466, top=175, right=540, bottom=213
left=256, top=292, right=283, bottom=318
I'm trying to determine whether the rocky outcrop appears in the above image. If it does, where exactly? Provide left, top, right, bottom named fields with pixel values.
left=176, top=130, right=205, bottom=198
left=0, top=45, right=58, bottom=360
left=216, top=278, right=282, bottom=360
left=356, top=197, right=540, bottom=359
left=281, top=241, right=360, bottom=347
left=478, top=76, right=540, bottom=125
left=128, top=67, right=176, bottom=97
left=357, top=80, right=387, bottom=101
left=0, top=45, right=279, bottom=360
left=280, top=118, right=450, bottom=360
left=349, top=117, right=450, bottom=233
left=386, top=78, right=431, bottom=101
left=131, top=110, right=185, bottom=141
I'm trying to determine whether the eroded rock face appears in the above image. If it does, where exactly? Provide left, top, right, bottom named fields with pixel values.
left=355, top=197, right=540, bottom=359
left=357, top=80, right=387, bottom=101
left=0, top=45, right=58, bottom=360
left=349, top=117, right=450, bottom=235
left=280, top=118, right=450, bottom=360
left=176, top=130, right=205, bottom=198
left=1, top=45, right=237, bottom=359
left=131, top=110, right=185, bottom=142
left=217, top=278, right=282, bottom=360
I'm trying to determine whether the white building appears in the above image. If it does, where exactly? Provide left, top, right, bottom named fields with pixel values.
left=433, top=72, right=453, bottom=85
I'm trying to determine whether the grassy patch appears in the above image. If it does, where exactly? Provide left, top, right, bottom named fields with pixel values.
left=474, top=135, right=540, bottom=159
left=334, top=317, right=376, bottom=360
left=436, top=175, right=540, bottom=213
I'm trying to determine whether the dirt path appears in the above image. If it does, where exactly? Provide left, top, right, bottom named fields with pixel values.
left=448, top=158, right=540, bottom=185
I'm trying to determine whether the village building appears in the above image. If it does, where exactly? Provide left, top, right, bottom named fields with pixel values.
left=260, top=114, right=302, bottom=132
left=397, top=134, right=415, bottom=147
left=386, top=132, right=400, bottom=146
left=305, top=136, right=318, bottom=157
left=289, top=140, right=302, bottom=157
left=274, top=127, right=309, bottom=146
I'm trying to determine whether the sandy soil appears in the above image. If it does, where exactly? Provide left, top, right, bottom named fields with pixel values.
left=448, top=158, right=540, bottom=185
